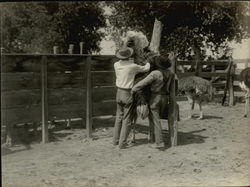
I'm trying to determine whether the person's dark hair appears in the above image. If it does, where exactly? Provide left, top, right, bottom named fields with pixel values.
left=155, top=55, right=172, bottom=69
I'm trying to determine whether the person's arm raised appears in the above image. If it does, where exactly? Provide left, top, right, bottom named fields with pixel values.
left=135, top=62, right=150, bottom=73
left=131, top=71, right=156, bottom=93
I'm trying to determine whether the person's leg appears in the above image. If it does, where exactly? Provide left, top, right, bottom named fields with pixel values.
left=113, top=103, right=123, bottom=145
left=149, top=94, right=164, bottom=147
left=148, top=110, right=155, bottom=143
left=118, top=89, right=133, bottom=148
left=113, top=89, right=124, bottom=145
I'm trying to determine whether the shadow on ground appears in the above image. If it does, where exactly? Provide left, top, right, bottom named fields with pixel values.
left=1, top=145, right=32, bottom=156
left=132, top=124, right=208, bottom=147
left=186, top=115, right=223, bottom=120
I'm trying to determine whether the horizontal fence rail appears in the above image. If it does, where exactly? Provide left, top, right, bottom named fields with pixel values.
left=1, top=54, right=250, bottom=143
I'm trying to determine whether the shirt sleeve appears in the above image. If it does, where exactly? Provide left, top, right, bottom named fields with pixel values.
left=134, top=62, right=150, bottom=73
left=132, top=71, right=157, bottom=92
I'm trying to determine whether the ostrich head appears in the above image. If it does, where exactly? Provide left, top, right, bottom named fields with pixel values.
left=123, top=31, right=153, bottom=65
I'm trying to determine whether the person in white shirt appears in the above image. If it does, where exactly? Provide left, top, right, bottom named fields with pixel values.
left=113, top=47, right=150, bottom=149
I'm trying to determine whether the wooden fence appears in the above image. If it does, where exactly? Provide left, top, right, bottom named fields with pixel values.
left=1, top=54, right=250, bottom=144
left=1, top=54, right=118, bottom=143
left=175, top=58, right=250, bottom=105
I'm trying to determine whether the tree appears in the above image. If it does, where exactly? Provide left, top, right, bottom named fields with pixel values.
left=0, top=2, right=106, bottom=53
left=106, top=1, right=250, bottom=60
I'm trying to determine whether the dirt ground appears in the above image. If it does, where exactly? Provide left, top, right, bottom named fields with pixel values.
left=2, top=101, right=250, bottom=187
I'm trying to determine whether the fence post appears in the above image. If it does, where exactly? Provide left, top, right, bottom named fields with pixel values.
left=68, top=44, right=74, bottom=54
left=222, top=59, right=234, bottom=106
left=229, top=60, right=235, bottom=106
left=246, top=96, right=250, bottom=118
left=168, top=56, right=178, bottom=147
left=80, top=42, right=83, bottom=55
left=210, top=64, right=216, bottom=99
left=85, top=56, right=92, bottom=138
left=53, top=46, right=58, bottom=54
left=245, top=61, right=248, bottom=69
left=41, top=56, right=49, bottom=143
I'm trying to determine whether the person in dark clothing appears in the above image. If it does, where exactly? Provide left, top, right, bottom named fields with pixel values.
left=131, top=56, right=174, bottom=149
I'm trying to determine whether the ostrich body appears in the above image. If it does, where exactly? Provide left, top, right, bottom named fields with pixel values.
left=238, top=67, right=250, bottom=117
left=123, top=31, right=160, bottom=143
left=178, top=76, right=212, bottom=120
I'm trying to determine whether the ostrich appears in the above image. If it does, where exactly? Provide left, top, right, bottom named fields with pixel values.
left=238, top=67, right=250, bottom=117
left=122, top=31, right=154, bottom=143
left=123, top=31, right=177, bottom=143
left=178, top=76, right=212, bottom=120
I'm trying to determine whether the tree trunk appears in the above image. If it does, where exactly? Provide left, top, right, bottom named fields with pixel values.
left=149, top=18, right=163, bottom=54
left=193, top=44, right=201, bottom=76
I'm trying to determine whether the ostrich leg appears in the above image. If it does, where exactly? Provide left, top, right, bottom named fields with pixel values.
left=244, top=88, right=250, bottom=118
left=186, top=94, right=194, bottom=119
left=198, top=102, right=204, bottom=120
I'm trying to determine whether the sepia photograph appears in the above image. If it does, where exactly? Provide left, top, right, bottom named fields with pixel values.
left=1, top=1, right=250, bottom=186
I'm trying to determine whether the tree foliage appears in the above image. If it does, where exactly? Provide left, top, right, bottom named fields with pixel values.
left=106, top=1, right=250, bottom=59
left=0, top=2, right=106, bottom=53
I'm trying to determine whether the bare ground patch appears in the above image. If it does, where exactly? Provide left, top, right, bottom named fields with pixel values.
left=2, top=102, right=250, bottom=187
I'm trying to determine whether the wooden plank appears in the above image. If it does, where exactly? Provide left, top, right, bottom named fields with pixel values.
left=41, top=56, right=48, bottom=143
left=47, top=71, right=85, bottom=89
left=2, top=104, right=83, bottom=126
left=92, top=100, right=117, bottom=117
left=49, top=104, right=84, bottom=120
left=233, top=59, right=250, bottom=64
left=48, top=101, right=117, bottom=120
left=92, top=71, right=116, bottom=87
left=47, top=56, right=87, bottom=72
left=1, top=87, right=115, bottom=109
left=199, top=72, right=228, bottom=77
left=1, top=90, right=41, bottom=109
left=233, top=81, right=240, bottom=86
left=177, top=60, right=229, bottom=66
left=48, top=88, right=84, bottom=105
left=85, top=57, right=92, bottom=138
left=91, top=56, right=117, bottom=71
left=212, top=82, right=225, bottom=88
left=92, top=86, right=116, bottom=102
left=176, top=96, right=188, bottom=102
left=1, top=55, right=42, bottom=72
left=177, top=72, right=227, bottom=78
left=176, top=72, right=194, bottom=78
left=2, top=106, right=41, bottom=125
left=1, top=72, right=41, bottom=91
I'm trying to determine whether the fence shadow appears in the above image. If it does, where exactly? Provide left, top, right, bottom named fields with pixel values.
left=1, top=144, right=32, bottom=156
